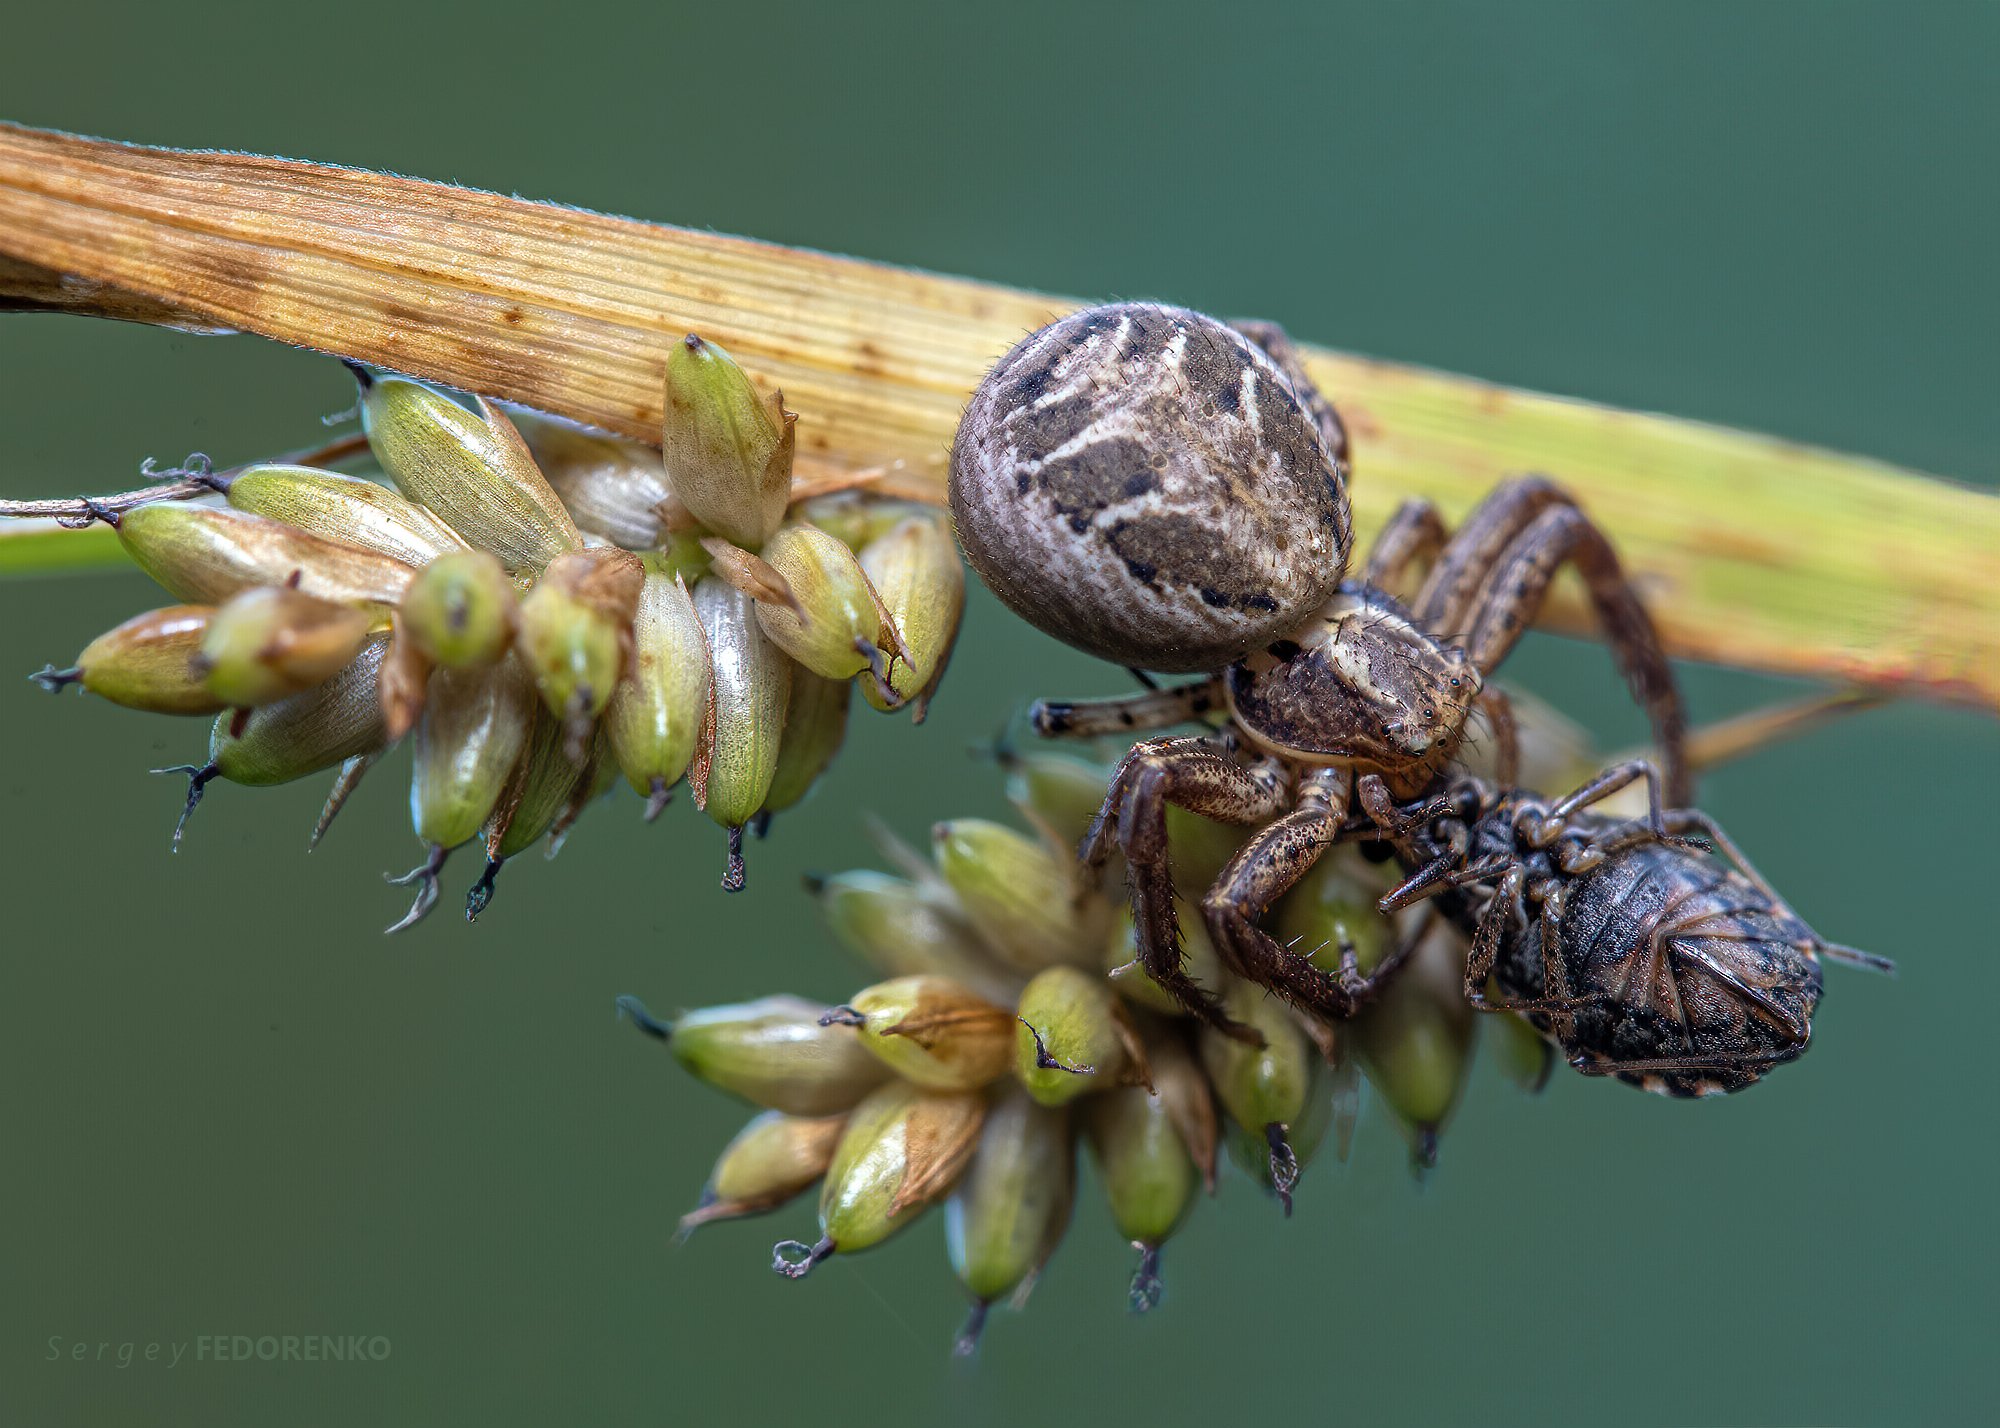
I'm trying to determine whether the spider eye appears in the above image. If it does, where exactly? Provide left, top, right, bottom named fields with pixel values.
left=1449, top=676, right=1462, bottom=688
left=1422, top=706, right=1436, bottom=722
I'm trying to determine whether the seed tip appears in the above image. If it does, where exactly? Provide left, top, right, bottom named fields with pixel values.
left=722, top=825, right=746, bottom=892
left=28, top=664, right=81, bottom=695
left=952, top=1300, right=990, bottom=1359
left=340, top=358, right=376, bottom=389
left=644, top=777, right=673, bottom=823
left=1127, top=1244, right=1165, bottom=1315
left=614, top=995, right=673, bottom=1042
left=771, top=1237, right=833, bottom=1280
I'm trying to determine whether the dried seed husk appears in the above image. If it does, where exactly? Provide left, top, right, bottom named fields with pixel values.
left=814, top=1081, right=986, bottom=1256
left=760, top=668, right=849, bottom=816
left=661, top=334, right=793, bottom=548
left=752, top=523, right=894, bottom=681
left=377, top=614, right=431, bottom=741
left=811, top=871, right=1024, bottom=1007
left=515, top=547, right=644, bottom=737
left=1144, top=1033, right=1220, bottom=1191
left=679, top=1110, right=847, bottom=1236
left=197, top=585, right=374, bottom=708
left=508, top=407, right=674, bottom=550
left=690, top=576, right=791, bottom=830
left=1001, top=749, right=1112, bottom=858
left=932, top=819, right=1099, bottom=973
left=400, top=550, right=518, bottom=671
left=408, top=656, right=537, bottom=851
left=55, top=605, right=225, bottom=715
left=605, top=569, right=710, bottom=813
left=945, top=1087, right=1074, bottom=1310
left=1104, top=902, right=1226, bottom=1016
left=857, top=514, right=963, bottom=717
left=356, top=372, right=580, bottom=572
left=1014, top=965, right=1133, bottom=1107
left=840, top=975, right=1016, bottom=1091
left=1200, top=983, right=1314, bottom=1140
left=667, top=994, right=891, bottom=1117
left=117, top=503, right=415, bottom=606
left=1085, top=1084, right=1196, bottom=1248
left=220, top=463, right=468, bottom=567
left=208, top=634, right=390, bottom=784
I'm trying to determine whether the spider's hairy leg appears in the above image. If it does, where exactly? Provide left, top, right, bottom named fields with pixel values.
left=1088, top=737, right=1289, bottom=1041
left=1031, top=677, right=1224, bottom=740
left=1361, top=498, right=1449, bottom=597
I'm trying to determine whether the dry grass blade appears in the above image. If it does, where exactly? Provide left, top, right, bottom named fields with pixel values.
left=0, top=122, right=1993, bottom=709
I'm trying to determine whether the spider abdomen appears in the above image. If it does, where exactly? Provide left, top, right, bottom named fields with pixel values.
left=950, top=303, right=1351, bottom=672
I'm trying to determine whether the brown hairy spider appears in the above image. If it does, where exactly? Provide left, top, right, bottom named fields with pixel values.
left=949, top=302, right=1687, bottom=1039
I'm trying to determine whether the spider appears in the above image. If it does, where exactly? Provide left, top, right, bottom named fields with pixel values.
left=950, top=302, right=1688, bottom=1038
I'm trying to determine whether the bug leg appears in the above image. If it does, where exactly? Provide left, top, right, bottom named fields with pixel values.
left=1091, top=740, right=1290, bottom=1041
left=1659, top=808, right=1895, bottom=975
left=1031, top=677, right=1225, bottom=740
left=1533, top=759, right=1669, bottom=844
left=1413, top=478, right=1689, bottom=805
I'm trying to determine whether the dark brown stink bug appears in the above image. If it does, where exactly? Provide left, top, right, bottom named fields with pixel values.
left=1367, top=761, right=1895, bottom=1095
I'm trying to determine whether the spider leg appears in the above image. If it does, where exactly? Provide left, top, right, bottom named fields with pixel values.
left=1031, top=678, right=1225, bottom=740
left=1408, top=478, right=1687, bottom=805
left=1361, top=498, right=1449, bottom=597
left=1472, top=684, right=1521, bottom=788
left=1086, top=737, right=1290, bottom=1040
left=1228, top=318, right=1350, bottom=474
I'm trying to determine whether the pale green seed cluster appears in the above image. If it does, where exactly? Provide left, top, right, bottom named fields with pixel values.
left=618, top=746, right=1555, bottom=1355
left=31, top=340, right=963, bottom=926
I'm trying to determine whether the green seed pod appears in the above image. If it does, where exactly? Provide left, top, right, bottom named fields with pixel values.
left=209, top=634, right=391, bottom=785
left=1013, top=965, right=1133, bottom=1107
left=660, top=334, right=794, bottom=548
left=220, top=463, right=468, bottom=567
left=507, top=408, right=675, bottom=550
left=1104, top=902, right=1225, bottom=1016
left=197, top=586, right=375, bottom=708
left=833, top=975, right=1015, bottom=1091
left=857, top=514, right=964, bottom=718
left=678, top=1110, right=847, bottom=1237
left=1488, top=1009, right=1555, bottom=1095
left=464, top=708, right=594, bottom=919
left=400, top=551, right=518, bottom=671
left=760, top=669, right=850, bottom=816
left=775, top=1081, right=985, bottom=1277
left=1274, top=855, right=1396, bottom=983
left=1085, top=1085, right=1196, bottom=1313
left=1000, top=748, right=1111, bottom=857
left=1200, top=984, right=1316, bottom=1213
left=605, top=570, right=710, bottom=819
left=1144, top=1033, right=1221, bottom=1191
left=1347, top=921, right=1477, bottom=1167
left=353, top=369, right=581, bottom=571
left=796, top=492, right=932, bottom=550
left=810, top=871, right=1023, bottom=1007
left=117, top=503, right=415, bottom=607
left=945, top=1087, right=1075, bottom=1354
left=409, top=657, right=537, bottom=851
left=751, top=523, right=895, bottom=682
left=646, top=533, right=713, bottom=587
left=932, top=819, right=1097, bottom=973
left=620, top=993, right=891, bottom=1117
left=691, top=576, right=791, bottom=888
left=1223, top=1053, right=1335, bottom=1209
left=158, top=635, right=392, bottom=850
left=515, top=548, right=645, bottom=750
left=34, top=605, right=225, bottom=715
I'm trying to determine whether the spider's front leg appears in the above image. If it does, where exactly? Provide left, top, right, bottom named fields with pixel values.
left=1081, top=737, right=1289, bottom=1041
left=1031, top=677, right=1224, bottom=739
left=1203, top=767, right=1427, bottom=1022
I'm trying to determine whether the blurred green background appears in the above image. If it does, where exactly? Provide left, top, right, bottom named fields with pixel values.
left=2, top=3, right=1994, bottom=1424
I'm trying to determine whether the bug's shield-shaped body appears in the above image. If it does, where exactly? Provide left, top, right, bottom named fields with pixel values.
left=951, top=303, right=1351, bottom=672
left=1464, top=823, right=1823, bottom=1098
